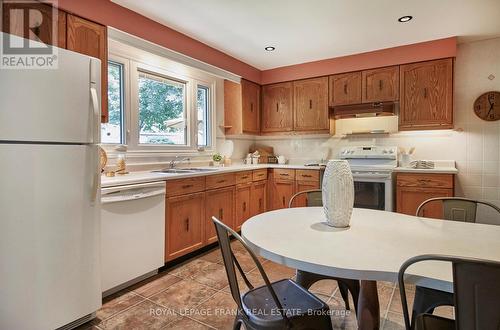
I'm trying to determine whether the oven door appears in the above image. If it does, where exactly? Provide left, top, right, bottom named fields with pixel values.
left=352, top=172, right=393, bottom=211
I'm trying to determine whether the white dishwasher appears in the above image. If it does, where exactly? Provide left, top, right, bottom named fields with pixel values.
left=101, top=181, right=165, bottom=296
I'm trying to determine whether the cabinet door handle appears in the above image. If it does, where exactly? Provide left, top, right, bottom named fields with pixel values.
left=282, top=196, right=286, bottom=207
left=219, top=208, right=223, bottom=220
left=259, top=198, right=262, bottom=210
left=344, top=84, right=347, bottom=94
left=182, top=184, right=193, bottom=189
left=379, top=80, right=383, bottom=91
left=216, top=180, right=226, bottom=184
left=243, top=202, right=246, bottom=212
left=250, top=102, right=253, bottom=112
left=185, top=218, right=189, bottom=231
left=279, top=173, right=289, bottom=177
left=309, top=99, right=312, bottom=109
left=302, top=174, right=312, bottom=178
left=241, top=176, right=248, bottom=179
left=276, top=103, right=279, bottom=112
left=424, top=88, right=427, bottom=98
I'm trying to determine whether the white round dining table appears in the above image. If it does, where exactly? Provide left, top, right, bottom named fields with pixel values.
left=241, top=207, right=500, bottom=330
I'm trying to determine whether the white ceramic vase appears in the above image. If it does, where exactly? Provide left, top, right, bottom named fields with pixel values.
left=322, top=160, right=354, bottom=228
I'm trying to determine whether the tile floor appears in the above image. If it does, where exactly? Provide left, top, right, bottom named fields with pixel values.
left=78, top=241, right=454, bottom=330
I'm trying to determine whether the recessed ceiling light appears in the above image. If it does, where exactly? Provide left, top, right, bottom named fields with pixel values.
left=264, top=46, right=275, bottom=51
left=398, top=15, right=413, bottom=23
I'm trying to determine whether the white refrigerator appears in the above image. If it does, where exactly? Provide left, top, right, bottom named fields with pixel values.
left=0, top=33, right=102, bottom=330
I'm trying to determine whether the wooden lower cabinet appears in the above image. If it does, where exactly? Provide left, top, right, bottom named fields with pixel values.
left=235, top=183, right=252, bottom=231
left=205, top=186, right=235, bottom=244
left=165, top=192, right=205, bottom=261
left=250, top=180, right=267, bottom=217
left=268, top=180, right=295, bottom=210
left=292, top=180, right=320, bottom=207
left=396, top=173, right=454, bottom=219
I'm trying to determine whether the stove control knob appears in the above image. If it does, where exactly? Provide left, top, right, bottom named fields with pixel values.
left=382, top=149, right=388, bottom=154
left=389, top=149, right=395, bottom=154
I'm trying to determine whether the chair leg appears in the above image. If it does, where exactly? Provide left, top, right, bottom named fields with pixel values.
left=296, top=270, right=360, bottom=314
left=411, top=286, right=454, bottom=329
left=232, top=316, right=243, bottom=330
left=338, top=282, right=350, bottom=310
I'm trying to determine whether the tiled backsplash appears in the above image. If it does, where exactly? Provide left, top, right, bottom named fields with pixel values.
left=223, top=37, right=500, bottom=223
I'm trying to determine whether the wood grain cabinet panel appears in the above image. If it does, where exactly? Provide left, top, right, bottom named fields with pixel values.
left=205, top=186, right=235, bottom=244
left=224, top=79, right=260, bottom=135
left=235, top=183, right=252, bottom=231
left=206, top=173, right=236, bottom=190
left=261, top=82, right=294, bottom=133
left=250, top=180, right=267, bottom=217
left=396, top=173, right=454, bottom=218
left=362, top=66, right=399, bottom=103
left=235, top=171, right=253, bottom=185
left=292, top=180, right=320, bottom=208
left=329, top=72, right=362, bottom=106
left=268, top=179, right=295, bottom=211
left=241, top=79, right=260, bottom=134
left=2, top=2, right=67, bottom=48
left=165, top=192, right=205, bottom=261
left=252, top=169, right=268, bottom=181
left=66, top=14, right=108, bottom=122
left=166, top=177, right=206, bottom=197
left=293, top=77, right=329, bottom=131
left=399, top=58, right=453, bottom=130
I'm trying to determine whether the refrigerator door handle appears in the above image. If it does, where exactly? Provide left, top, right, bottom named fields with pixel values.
left=90, top=85, right=100, bottom=144
left=91, top=145, right=100, bottom=204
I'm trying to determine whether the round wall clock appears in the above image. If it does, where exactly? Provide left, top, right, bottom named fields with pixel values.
left=473, top=91, right=500, bottom=121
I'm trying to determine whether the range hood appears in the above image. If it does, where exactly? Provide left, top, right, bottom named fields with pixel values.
left=331, top=101, right=397, bottom=119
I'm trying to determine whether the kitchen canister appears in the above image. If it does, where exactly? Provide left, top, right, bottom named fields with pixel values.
left=322, top=160, right=354, bottom=227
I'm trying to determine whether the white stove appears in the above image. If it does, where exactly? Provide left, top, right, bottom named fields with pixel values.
left=339, top=146, right=397, bottom=211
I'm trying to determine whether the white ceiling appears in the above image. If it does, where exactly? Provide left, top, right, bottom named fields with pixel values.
left=112, top=0, right=500, bottom=70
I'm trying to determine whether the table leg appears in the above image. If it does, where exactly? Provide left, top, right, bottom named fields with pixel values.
left=357, top=280, right=380, bottom=330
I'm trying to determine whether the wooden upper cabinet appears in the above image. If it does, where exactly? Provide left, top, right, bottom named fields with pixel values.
left=329, top=72, right=362, bottom=106
left=241, top=79, right=260, bottom=134
left=362, top=66, right=399, bottom=103
left=224, top=79, right=260, bottom=135
left=2, top=2, right=66, bottom=48
left=293, top=77, right=329, bottom=131
left=261, top=82, right=293, bottom=133
left=66, top=14, right=108, bottom=122
left=399, top=58, right=453, bottom=130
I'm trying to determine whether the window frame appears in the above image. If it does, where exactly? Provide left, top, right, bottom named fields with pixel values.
left=102, top=39, right=217, bottom=155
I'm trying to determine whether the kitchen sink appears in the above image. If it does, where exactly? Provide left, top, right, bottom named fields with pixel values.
left=152, top=167, right=219, bottom=174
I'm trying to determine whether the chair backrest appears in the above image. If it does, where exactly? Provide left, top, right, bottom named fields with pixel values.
left=211, top=217, right=290, bottom=324
left=288, top=189, right=322, bottom=208
left=416, top=197, right=500, bottom=223
left=398, top=254, right=500, bottom=330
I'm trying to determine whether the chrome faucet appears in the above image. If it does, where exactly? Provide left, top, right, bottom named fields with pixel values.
left=169, top=156, right=191, bottom=169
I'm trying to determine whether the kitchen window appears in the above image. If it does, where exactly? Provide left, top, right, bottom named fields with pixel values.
left=101, top=61, right=124, bottom=144
left=102, top=39, right=217, bottom=154
left=197, top=85, right=210, bottom=147
left=137, top=71, right=187, bottom=146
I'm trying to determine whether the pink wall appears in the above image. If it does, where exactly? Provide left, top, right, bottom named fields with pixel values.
left=50, top=0, right=262, bottom=83
left=49, top=0, right=457, bottom=86
left=261, top=37, right=457, bottom=85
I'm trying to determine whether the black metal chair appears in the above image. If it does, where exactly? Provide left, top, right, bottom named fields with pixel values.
left=212, top=216, right=333, bottom=330
left=412, top=197, right=500, bottom=323
left=288, top=190, right=360, bottom=313
left=398, top=254, right=500, bottom=330
left=416, top=197, right=500, bottom=222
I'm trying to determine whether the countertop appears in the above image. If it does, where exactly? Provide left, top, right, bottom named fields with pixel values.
left=101, top=163, right=325, bottom=188
left=394, top=160, right=458, bottom=174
